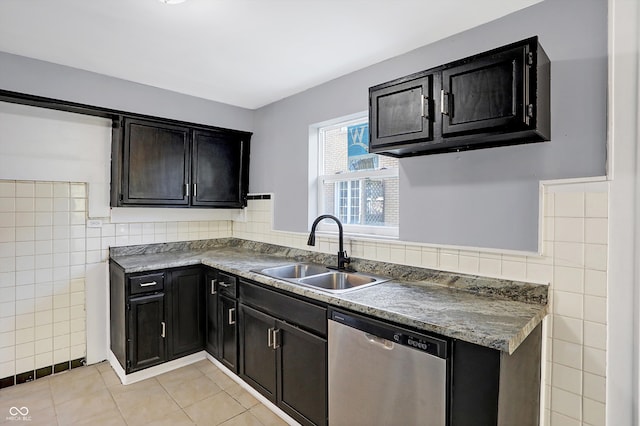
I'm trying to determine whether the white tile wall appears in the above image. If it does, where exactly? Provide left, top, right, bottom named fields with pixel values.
left=0, top=179, right=233, bottom=382
left=235, top=185, right=608, bottom=426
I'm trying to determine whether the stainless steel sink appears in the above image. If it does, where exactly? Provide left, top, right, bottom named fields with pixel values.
left=259, top=263, right=330, bottom=279
left=253, top=263, right=388, bottom=294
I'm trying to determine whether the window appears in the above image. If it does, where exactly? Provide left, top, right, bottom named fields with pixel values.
left=316, top=115, right=399, bottom=237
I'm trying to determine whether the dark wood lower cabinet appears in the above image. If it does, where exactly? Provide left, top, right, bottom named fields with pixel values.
left=277, top=321, right=327, bottom=426
left=239, top=298, right=327, bottom=426
left=220, top=295, right=238, bottom=372
left=167, top=268, right=204, bottom=360
left=128, top=293, right=166, bottom=372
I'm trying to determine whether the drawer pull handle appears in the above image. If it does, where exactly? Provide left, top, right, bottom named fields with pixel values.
left=272, top=329, right=281, bottom=349
left=211, top=279, right=217, bottom=295
left=161, top=321, right=166, bottom=338
left=139, top=281, right=157, bottom=287
left=267, top=327, right=273, bottom=348
left=228, top=308, right=236, bottom=325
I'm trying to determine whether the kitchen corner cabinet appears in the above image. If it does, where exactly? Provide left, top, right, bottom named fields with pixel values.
left=205, top=269, right=239, bottom=373
left=370, top=36, right=550, bottom=157
left=109, top=262, right=204, bottom=374
left=111, top=116, right=251, bottom=208
left=239, top=280, right=327, bottom=426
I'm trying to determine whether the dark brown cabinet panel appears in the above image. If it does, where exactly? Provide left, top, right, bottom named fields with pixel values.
left=442, top=45, right=528, bottom=137
left=220, top=295, right=238, bottom=372
left=239, top=304, right=278, bottom=401
left=167, top=268, right=204, bottom=360
left=369, top=75, right=434, bottom=149
left=205, top=270, right=220, bottom=357
left=205, top=269, right=239, bottom=373
left=122, top=119, right=190, bottom=205
left=128, top=293, right=166, bottom=372
left=369, top=36, right=550, bottom=157
left=112, top=116, right=251, bottom=208
left=239, top=280, right=327, bottom=426
left=192, top=130, right=247, bottom=208
left=278, top=322, right=327, bottom=426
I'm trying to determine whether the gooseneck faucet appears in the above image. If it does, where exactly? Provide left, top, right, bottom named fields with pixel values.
left=307, top=214, right=351, bottom=271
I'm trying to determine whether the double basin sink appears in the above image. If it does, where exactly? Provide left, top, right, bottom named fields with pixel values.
left=253, top=263, right=389, bottom=294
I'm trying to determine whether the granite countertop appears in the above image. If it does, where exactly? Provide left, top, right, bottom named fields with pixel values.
left=110, top=238, right=548, bottom=355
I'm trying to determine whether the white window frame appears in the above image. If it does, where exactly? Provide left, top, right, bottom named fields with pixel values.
left=315, top=115, right=399, bottom=238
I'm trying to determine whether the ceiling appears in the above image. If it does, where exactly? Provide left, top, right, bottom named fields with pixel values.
left=0, top=0, right=541, bottom=110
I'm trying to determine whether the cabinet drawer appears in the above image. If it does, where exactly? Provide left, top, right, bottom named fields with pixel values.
left=240, top=280, right=327, bottom=336
left=129, top=272, right=165, bottom=295
left=217, top=271, right=237, bottom=298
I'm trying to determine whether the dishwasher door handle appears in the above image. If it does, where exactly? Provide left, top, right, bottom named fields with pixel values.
left=364, top=333, right=394, bottom=350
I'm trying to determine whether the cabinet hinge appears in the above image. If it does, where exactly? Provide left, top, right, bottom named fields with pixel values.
left=527, top=51, right=534, bottom=66
left=527, top=104, right=534, bottom=118
left=126, top=360, right=131, bottom=368
left=119, top=193, right=124, bottom=202
left=126, top=303, right=130, bottom=311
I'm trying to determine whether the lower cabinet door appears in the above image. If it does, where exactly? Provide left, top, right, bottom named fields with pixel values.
left=277, top=322, right=328, bottom=426
left=168, top=268, right=204, bottom=359
left=205, top=271, right=220, bottom=357
left=128, top=293, right=166, bottom=372
left=220, top=296, right=238, bottom=373
left=239, top=304, right=277, bottom=401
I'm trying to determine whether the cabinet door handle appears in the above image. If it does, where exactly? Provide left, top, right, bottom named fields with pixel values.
left=184, top=183, right=190, bottom=197
left=272, top=329, right=281, bottom=349
left=161, top=321, right=166, bottom=338
left=421, top=94, right=429, bottom=119
left=193, top=183, right=197, bottom=197
left=267, top=327, right=273, bottom=349
left=210, top=279, right=217, bottom=295
left=228, top=308, right=236, bottom=325
left=139, top=281, right=157, bottom=287
left=441, top=90, right=450, bottom=116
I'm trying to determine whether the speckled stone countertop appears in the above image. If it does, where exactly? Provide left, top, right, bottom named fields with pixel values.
left=110, top=238, right=548, bottom=354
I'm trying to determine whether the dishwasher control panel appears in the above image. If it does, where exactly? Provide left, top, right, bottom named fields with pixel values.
left=330, top=309, right=448, bottom=359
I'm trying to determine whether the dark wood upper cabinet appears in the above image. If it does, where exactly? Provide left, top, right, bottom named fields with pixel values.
left=122, top=119, right=190, bottom=205
left=192, top=130, right=246, bottom=208
left=369, top=75, right=435, bottom=149
left=369, top=36, right=550, bottom=157
left=112, top=116, right=251, bottom=208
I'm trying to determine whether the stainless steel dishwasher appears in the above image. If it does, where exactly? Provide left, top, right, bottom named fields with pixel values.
left=328, top=309, right=449, bottom=426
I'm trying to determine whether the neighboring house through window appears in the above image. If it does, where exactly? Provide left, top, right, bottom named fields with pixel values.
left=314, top=114, right=399, bottom=237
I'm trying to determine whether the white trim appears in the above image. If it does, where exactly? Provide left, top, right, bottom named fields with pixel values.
left=607, top=0, right=640, bottom=425
left=108, top=350, right=206, bottom=385
left=319, top=167, right=399, bottom=182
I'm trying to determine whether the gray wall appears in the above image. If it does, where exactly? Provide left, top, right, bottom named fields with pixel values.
left=251, top=0, right=607, bottom=252
left=0, top=52, right=254, bottom=132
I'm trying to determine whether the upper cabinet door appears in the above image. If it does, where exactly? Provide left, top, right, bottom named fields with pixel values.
left=122, top=118, right=190, bottom=205
left=369, top=75, right=433, bottom=149
left=192, top=130, right=247, bottom=208
left=441, top=45, right=529, bottom=137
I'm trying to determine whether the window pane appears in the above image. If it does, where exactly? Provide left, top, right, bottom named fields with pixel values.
left=318, top=116, right=398, bottom=235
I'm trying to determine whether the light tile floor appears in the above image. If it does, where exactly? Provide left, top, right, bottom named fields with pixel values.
left=0, top=360, right=289, bottom=426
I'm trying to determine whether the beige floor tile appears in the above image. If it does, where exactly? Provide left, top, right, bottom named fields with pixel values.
left=100, top=368, right=122, bottom=388
left=184, top=392, right=246, bottom=425
left=95, top=361, right=113, bottom=373
left=156, top=365, right=203, bottom=386
left=161, top=374, right=223, bottom=408
left=0, top=377, right=51, bottom=399
left=225, top=383, right=260, bottom=409
left=0, top=386, right=54, bottom=414
left=206, top=368, right=238, bottom=391
left=55, top=388, right=118, bottom=425
left=219, top=411, right=265, bottom=426
left=2, top=406, right=59, bottom=426
left=71, top=408, right=127, bottom=426
left=249, top=405, right=289, bottom=426
left=142, top=408, right=196, bottom=426
left=113, top=380, right=182, bottom=425
left=50, top=368, right=106, bottom=405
